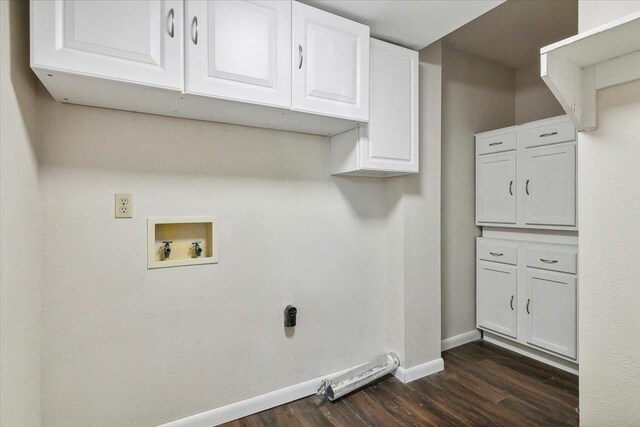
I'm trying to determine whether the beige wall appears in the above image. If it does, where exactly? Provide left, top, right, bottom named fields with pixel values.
left=578, top=2, right=640, bottom=425
left=403, top=41, right=443, bottom=365
left=38, top=97, right=390, bottom=426
left=0, top=1, right=42, bottom=426
left=440, top=46, right=515, bottom=340
left=515, top=60, right=566, bottom=124
left=35, top=44, right=443, bottom=427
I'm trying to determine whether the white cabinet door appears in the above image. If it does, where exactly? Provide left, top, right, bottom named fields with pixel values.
left=359, top=39, right=418, bottom=173
left=525, top=269, right=577, bottom=359
left=523, top=144, right=576, bottom=226
left=31, top=0, right=183, bottom=90
left=292, top=1, right=370, bottom=121
left=185, top=0, right=291, bottom=108
left=476, top=152, right=517, bottom=224
left=477, top=261, right=518, bottom=339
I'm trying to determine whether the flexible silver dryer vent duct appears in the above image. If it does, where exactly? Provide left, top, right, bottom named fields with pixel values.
left=317, top=353, right=400, bottom=401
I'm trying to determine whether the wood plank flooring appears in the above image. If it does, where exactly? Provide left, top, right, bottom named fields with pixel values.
left=222, top=340, right=579, bottom=426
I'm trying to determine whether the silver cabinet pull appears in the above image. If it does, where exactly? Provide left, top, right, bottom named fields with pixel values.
left=540, top=132, right=558, bottom=138
left=509, top=180, right=513, bottom=196
left=540, top=258, right=558, bottom=264
left=489, top=252, right=503, bottom=257
left=526, top=299, right=531, bottom=314
left=191, top=16, right=198, bottom=45
left=298, top=44, right=304, bottom=69
left=510, top=295, right=514, bottom=310
left=525, top=179, right=530, bottom=195
left=167, top=8, right=175, bottom=38
left=489, top=141, right=503, bottom=146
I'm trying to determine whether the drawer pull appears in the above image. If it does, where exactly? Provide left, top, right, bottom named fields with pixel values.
left=540, top=132, right=558, bottom=138
left=540, top=258, right=558, bottom=264
left=509, top=180, right=513, bottom=196
left=510, top=295, right=514, bottom=310
left=489, top=141, right=503, bottom=146
left=526, top=299, right=531, bottom=314
left=489, top=252, right=503, bottom=257
left=525, top=179, right=530, bottom=195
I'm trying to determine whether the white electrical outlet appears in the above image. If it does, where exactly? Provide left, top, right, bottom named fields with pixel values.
left=115, top=193, right=133, bottom=218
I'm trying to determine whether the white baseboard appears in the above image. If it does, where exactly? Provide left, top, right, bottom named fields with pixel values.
left=441, top=330, right=481, bottom=352
left=157, top=364, right=360, bottom=427
left=159, top=355, right=446, bottom=427
left=393, top=358, right=444, bottom=383
left=483, top=332, right=579, bottom=375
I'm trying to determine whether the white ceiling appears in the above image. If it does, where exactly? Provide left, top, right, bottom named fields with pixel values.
left=301, top=0, right=506, bottom=50
left=443, top=0, right=578, bottom=69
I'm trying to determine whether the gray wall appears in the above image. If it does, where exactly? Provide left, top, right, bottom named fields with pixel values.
left=441, top=46, right=515, bottom=340
left=0, top=1, right=42, bottom=425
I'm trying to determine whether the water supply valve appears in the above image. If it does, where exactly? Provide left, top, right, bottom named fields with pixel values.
left=162, top=240, right=172, bottom=259
left=192, top=241, right=203, bottom=258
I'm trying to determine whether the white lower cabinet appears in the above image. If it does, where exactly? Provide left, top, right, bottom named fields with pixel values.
left=477, top=261, right=518, bottom=338
left=477, top=237, right=578, bottom=363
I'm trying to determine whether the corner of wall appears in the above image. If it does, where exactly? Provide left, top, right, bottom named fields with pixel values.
left=0, top=0, right=43, bottom=426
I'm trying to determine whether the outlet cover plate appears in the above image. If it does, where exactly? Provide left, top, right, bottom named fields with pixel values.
left=115, top=193, right=133, bottom=218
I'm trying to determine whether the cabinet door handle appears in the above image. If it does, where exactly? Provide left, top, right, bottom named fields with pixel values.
left=298, top=44, right=304, bottom=69
left=509, top=180, right=513, bottom=195
left=510, top=295, right=514, bottom=310
left=191, top=16, right=198, bottom=45
left=540, top=132, right=558, bottom=138
left=167, top=8, right=175, bottom=38
left=489, top=141, right=503, bottom=146
left=540, top=258, right=558, bottom=264
left=525, top=179, right=530, bottom=195
left=489, top=252, right=503, bottom=257
left=526, top=299, right=531, bottom=314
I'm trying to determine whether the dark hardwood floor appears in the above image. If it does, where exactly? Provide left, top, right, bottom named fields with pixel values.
left=222, top=340, right=579, bottom=426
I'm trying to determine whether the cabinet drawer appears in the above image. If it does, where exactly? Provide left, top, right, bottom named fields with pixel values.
left=521, top=119, right=576, bottom=148
left=477, top=240, right=518, bottom=265
left=526, top=247, right=577, bottom=274
left=476, top=131, right=517, bottom=155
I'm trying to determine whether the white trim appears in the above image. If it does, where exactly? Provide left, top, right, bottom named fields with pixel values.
left=393, top=358, right=444, bottom=383
left=157, top=364, right=361, bottom=427
left=441, top=330, right=481, bottom=352
left=540, top=12, right=640, bottom=131
left=483, top=332, right=579, bottom=375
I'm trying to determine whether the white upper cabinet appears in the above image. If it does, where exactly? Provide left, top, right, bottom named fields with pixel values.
left=185, top=0, right=291, bottom=108
left=476, top=152, right=517, bottom=224
left=31, top=0, right=183, bottom=90
left=475, top=116, right=577, bottom=230
left=292, top=1, right=370, bottom=122
left=523, top=144, right=576, bottom=227
left=330, top=39, right=418, bottom=177
left=31, top=0, right=373, bottom=136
